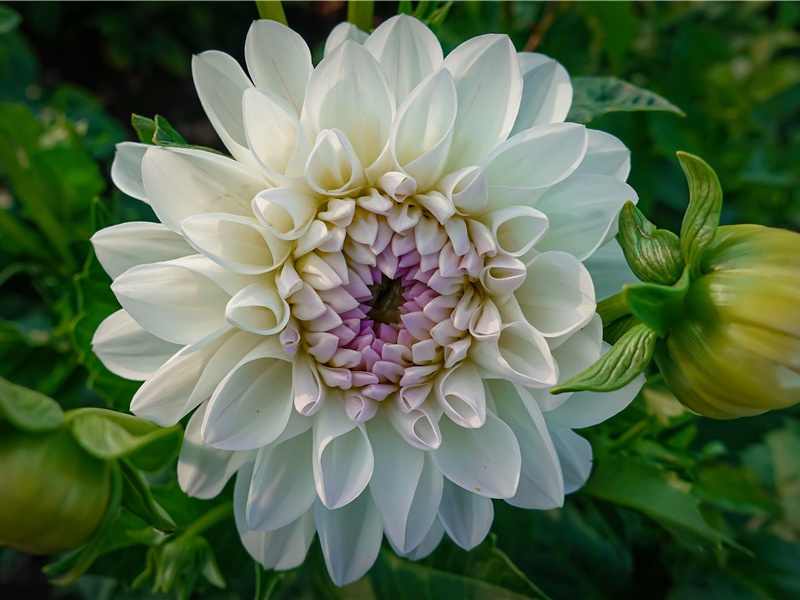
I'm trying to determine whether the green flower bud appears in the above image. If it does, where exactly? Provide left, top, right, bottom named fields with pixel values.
left=0, top=422, right=112, bottom=554
left=655, top=224, right=800, bottom=419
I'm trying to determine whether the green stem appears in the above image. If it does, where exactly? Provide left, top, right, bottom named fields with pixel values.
left=255, top=0, right=287, bottom=25
left=179, top=501, right=233, bottom=540
left=347, top=0, right=374, bottom=31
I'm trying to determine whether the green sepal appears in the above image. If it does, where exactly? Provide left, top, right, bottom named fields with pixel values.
left=255, top=1, right=288, bottom=25
left=596, top=292, right=631, bottom=326
left=617, top=201, right=685, bottom=284
left=137, top=535, right=226, bottom=600
left=130, top=113, right=223, bottom=155
left=677, top=152, right=723, bottom=274
left=603, top=314, right=641, bottom=346
left=131, top=113, right=156, bottom=144
left=152, top=114, right=187, bottom=145
left=624, top=267, right=691, bottom=338
left=0, top=376, right=65, bottom=432
left=68, top=409, right=182, bottom=471
left=119, top=459, right=177, bottom=533
left=347, top=0, right=374, bottom=32
left=551, top=322, right=656, bottom=394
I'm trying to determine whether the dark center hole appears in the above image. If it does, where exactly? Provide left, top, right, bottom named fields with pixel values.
left=366, top=274, right=405, bottom=325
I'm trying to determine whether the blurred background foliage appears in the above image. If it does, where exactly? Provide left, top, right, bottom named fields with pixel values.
left=0, top=1, right=799, bottom=599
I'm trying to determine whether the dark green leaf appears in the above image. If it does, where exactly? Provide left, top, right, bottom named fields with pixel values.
left=693, top=464, right=779, bottom=516
left=119, top=459, right=177, bottom=533
left=551, top=322, right=656, bottom=393
left=677, top=152, right=723, bottom=273
left=617, top=201, right=685, bottom=284
left=623, top=266, right=691, bottom=338
left=567, top=76, right=684, bottom=123
left=0, top=5, right=21, bottom=34
left=0, top=375, right=65, bottom=431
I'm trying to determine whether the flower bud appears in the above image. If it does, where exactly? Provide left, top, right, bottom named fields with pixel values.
left=0, top=423, right=112, bottom=554
left=655, top=224, right=800, bottom=418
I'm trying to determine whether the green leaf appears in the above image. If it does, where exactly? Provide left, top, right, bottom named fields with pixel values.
left=69, top=409, right=182, bottom=471
left=617, top=201, right=685, bottom=284
left=567, top=76, right=684, bottom=123
left=551, top=322, right=656, bottom=394
left=693, top=464, right=779, bottom=516
left=152, top=114, right=187, bottom=145
left=0, top=5, right=21, bottom=34
left=584, top=453, right=746, bottom=553
left=255, top=1, right=288, bottom=25
left=623, top=266, right=691, bottom=338
left=677, top=152, right=723, bottom=273
left=131, top=113, right=156, bottom=144
left=0, top=375, right=65, bottom=431
left=119, top=459, right=177, bottom=533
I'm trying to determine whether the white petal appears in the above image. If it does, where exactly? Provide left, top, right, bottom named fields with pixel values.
left=436, top=361, right=486, bottom=428
left=386, top=402, right=443, bottom=451
left=131, top=329, right=260, bottom=426
left=252, top=187, right=319, bottom=241
left=302, top=41, right=395, bottom=169
left=141, top=146, right=266, bottom=232
left=110, top=142, right=149, bottom=202
left=91, top=222, right=195, bottom=280
left=432, top=412, right=521, bottom=498
left=480, top=254, right=527, bottom=301
left=535, top=174, right=637, bottom=261
left=438, top=478, right=493, bottom=550
left=202, top=339, right=293, bottom=450
left=314, top=490, right=383, bottom=586
left=242, top=87, right=304, bottom=182
left=550, top=428, right=593, bottom=494
left=437, top=166, right=488, bottom=215
left=484, top=122, right=587, bottom=192
left=479, top=206, right=548, bottom=258
left=306, top=129, right=366, bottom=196
left=517, top=251, right=596, bottom=337
left=490, top=380, right=564, bottom=509
left=364, top=14, right=443, bottom=104
left=511, top=53, right=572, bottom=134
left=549, top=313, right=603, bottom=376
left=293, top=352, right=327, bottom=416
left=313, top=400, right=374, bottom=509
left=390, top=69, right=456, bottom=190
left=192, top=51, right=257, bottom=167
left=247, top=429, right=315, bottom=530
left=178, top=401, right=251, bottom=499
left=443, top=34, right=523, bottom=170
left=403, top=518, right=444, bottom=561
left=582, top=238, right=638, bottom=301
left=324, top=22, right=368, bottom=56
left=225, top=281, right=290, bottom=335
left=92, top=309, right=181, bottom=380
left=368, top=416, right=442, bottom=553
left=245, top=20, right=312, bottom=113
left=235, top=464, right=315, bottom=571
left=574, top=129, right=631, bottom=180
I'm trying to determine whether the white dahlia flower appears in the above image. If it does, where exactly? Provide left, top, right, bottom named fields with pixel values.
left=92, top=15, right=644, bottom=585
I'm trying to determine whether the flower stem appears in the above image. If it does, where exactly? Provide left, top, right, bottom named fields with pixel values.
left=347, top=0, right=374, bottom=31
left=255, top=0, right=287, bottom=25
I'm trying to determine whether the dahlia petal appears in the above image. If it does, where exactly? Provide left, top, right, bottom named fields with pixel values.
left=92, top=310, right=182, bottom=380
left=306, top=129, right=366, bottom=196
left=178, top=401, right=252, bottom=499
left=443, top=34, right=523, bottom=170
left=535, top=174, right=637, bottom=261
left=403, top=518, right=445, bottom=561
left=110, top=142, right=149, bottom=201
left=181, top=213, right=290, bottom=274
left=437, top=478, right=494, bottom=550
left=574, top=129, right=631, bottom=180
left=242, top=87, right=304, bottom=182
left=131, top=329, right=260, bottom=426
left=313, top=400, right=374, bottom=509
left=314, top=490, right=383, bottom=586
left=91, top=222, right=195, bottom=280
left=490, top=380, right=564, bottom=509
left=549, top=314, right=603, bottom=377
left=582, top=238, right=638, bottom=301
left=244, top=20, right=312, bottom=113
left=472, top=320, right=557, bottom=387
left=390, top=69, right=456, bottom=189
left=192, top=51, right=257, bottom=167
left=432, top=412, right=521, bottom=498
left=511, top=53, right=572, bottom=135
left=141, top=146, right=266, bottom=232
left=550, top=428, right=593, bottom=494
left=517, top=251, right=595, bottom=337
left=387, top=402, right=443, bottom=451
left=202, top=339, right=293, bottom=450
left=252, top=187, right=319, bottom=240
left=479, top=206, right=548, bottom=258
left=324, top=22, right=368, bottom=56
left=436, top=166, right=488, bottom=215
left=369, top=416, right=443, bottom=553
left=480, top=254, right=526, bottom=300
left=235, top=465, right=316, bottom=571
left=247, top=429, right=315, bottom=530
left=226, top=281, right=290, bottom=335
left=484, top=122, right=587, bottom=191
left=302, top=41, right=394, bottom=169
left=436, top=361, right=486, bottom=429
left=364, top=14, right=444, bottom=104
